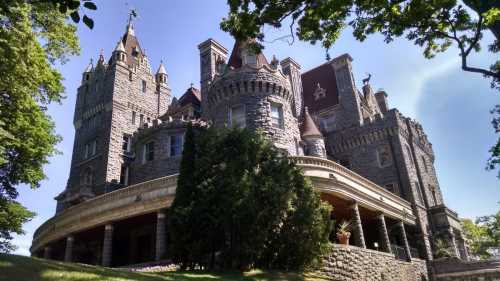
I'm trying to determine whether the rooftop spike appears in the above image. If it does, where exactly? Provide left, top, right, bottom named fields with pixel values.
left=84, top=58, right=94, bottom=72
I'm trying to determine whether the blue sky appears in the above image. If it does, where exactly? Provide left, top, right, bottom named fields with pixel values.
left=12, top=0, right=500, bottom=255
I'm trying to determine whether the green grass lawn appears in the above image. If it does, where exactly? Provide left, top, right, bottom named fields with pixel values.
left=0, top=253, right=331, bottom=281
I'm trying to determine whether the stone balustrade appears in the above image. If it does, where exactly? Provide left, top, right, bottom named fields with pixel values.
left=32, top=156, right=416, bottom=257
left=292, top=156, right=416, bottom=224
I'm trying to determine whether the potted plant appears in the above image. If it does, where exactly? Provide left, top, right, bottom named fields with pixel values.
left=337, top=220, right=351, bottom=245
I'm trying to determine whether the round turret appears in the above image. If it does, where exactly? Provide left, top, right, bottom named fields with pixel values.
left=207, top=40, right=301, bottom=155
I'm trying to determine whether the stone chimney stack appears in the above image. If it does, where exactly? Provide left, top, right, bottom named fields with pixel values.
left=375, top=90, right=389, bottom=113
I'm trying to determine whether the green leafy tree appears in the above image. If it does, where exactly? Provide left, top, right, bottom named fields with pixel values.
left=462, top=210, right=500, bottom=259
left=168, top=127, right=333, bottom=270
left=0, top=1, right=79, bottom=252
left=0, top=200, right=35, bottom=253
left=220, top=0, right=500, bottom=177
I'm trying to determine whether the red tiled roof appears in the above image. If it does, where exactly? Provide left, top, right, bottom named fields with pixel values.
left=301, top=107, right=323, bottom=137
left=227, top=40, right=269, bottom=69
left=301, top=62, right=339, bottom=113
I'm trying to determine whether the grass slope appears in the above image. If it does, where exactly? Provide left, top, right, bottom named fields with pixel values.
left=0, top=254, right=331, bottom=281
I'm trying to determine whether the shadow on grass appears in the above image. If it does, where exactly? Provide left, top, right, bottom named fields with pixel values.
left=0, top=254, right=332, bottom=281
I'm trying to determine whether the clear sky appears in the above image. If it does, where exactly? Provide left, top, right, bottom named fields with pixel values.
left=12, top=0, right=500, bottom=255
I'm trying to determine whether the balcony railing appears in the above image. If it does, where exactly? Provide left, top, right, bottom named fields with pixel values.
left=391, top=244, right=409, bottom=261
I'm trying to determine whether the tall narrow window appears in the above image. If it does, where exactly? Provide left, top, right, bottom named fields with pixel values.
left=170, top=134, right=184, bottom=157
left=270, top=103, right=284, bottom=128
left=122, top=135, right=131, bottom=152
left=406, top=145, right=415, bottom=167
left=139, top=114, right=144, bottom=127
left=230, top=105, right=246, bottom=128
left=143, top=141, right=155, bottom=163
left=421, top=156, right=428, bottom=173
left=91, top=140, right=97, bottom=155
left=141, top=80, right=147, bottom=93
left=84, top=144, right=89, bottom=159
left=147, top=117, right=151, bottom=123
left=415, top=181, right=425, bottom=205
left=132, top=111, right=136, bottom=125
left=120, top=165, right=129, bottom=186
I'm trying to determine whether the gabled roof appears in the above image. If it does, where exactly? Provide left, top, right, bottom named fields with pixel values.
left=301, top=107, right=323, bottom=138
left=227, top=40, right=269, bottom=69
left=178, top=86, right=201, bottom=107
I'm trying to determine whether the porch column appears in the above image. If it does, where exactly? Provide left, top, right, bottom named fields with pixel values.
left=351, top=201, right=366, bottom=248
left=64, top=236, right=74, bottom=262
left=43, top=246, right=51, bottom=259
left=155, top=209, right=167, bottom=261
left=398, top=221, right=412, bottom=261
left=447, top=227, right=460, bottom=258
left=377, top=214, right=392, bottom=253
left=456, top=231, right=469, bottom=261
left=102, top=224, right=114, bottom=267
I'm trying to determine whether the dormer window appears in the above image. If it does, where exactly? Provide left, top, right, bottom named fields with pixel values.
left=132, top=46, right=139, bottom=57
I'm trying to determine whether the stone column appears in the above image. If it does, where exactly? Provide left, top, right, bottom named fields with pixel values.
left=43, top=246, right=51, bottom=260
left=155, top=210, right=167, bottom=261
left=64, top=236, right=74, bottom=262
left=447, top=227, right=460, bottom=258
left=398, top=221, right=412, bottom=261
left=102, top=224, right=114, bottom=267
left=456, top=231, right=469, bottom=261
left=351, top=201, right=366, bottom=248
left=377, top=214, right=392, bottom=253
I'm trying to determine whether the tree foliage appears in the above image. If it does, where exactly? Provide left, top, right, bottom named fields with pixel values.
left=0, top=200, right=35, bottom=253
left=220, top=0, right=500, bottom=178
left=0, top=0, right=79, bottom=251
left=168, top=127, right=333, bottom=271
left=462, top=211, right=500, bottom=259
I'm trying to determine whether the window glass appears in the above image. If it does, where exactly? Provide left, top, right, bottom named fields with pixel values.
left=271, top=103, right=283, bottom=128
left=122, top=135, right=131, bottom=152
left=139, top=114, right=144, bottom=127
left=132, top=111, right=136, bottom=125
left=91, top=140, right=97, bottom=155
left=143, top=142, right=155, bottom=162
left=142, top=80, right=147, bottom=93
left=230, top=105, right=246, bottom=128
left=377, top=146, right=392, bottom=168
left=170, top=135, right=184, bottom=157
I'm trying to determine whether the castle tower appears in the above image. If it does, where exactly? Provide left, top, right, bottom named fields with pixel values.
left=55, top=18, right=171, bottom=212
left=198, top=38, right=228, bottom=117
left=201, top=39, right=302, bottom=155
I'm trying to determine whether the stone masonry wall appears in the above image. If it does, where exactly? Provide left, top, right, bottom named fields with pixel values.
left=129, top=121, right=185, bottom=184
left=432, top=259, right=500, bottom=281
left=209, top=67, right=302, bottom=155
left=321, top=245, right=428, bottom=281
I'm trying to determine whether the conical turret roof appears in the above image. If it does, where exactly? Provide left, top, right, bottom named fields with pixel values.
left=301, top=107, right=322, bottom=137
left=115, top=40, right=125, bottom=53
left=84, top=59, right=93, bottom=72
left=156, top=61, right=167, bottom=75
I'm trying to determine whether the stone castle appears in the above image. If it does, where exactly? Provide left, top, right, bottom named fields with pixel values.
left=31, top=19, right=472, bottom=280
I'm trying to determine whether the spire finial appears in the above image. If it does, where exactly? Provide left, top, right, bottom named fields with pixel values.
left=190, top=82, right=194, bottom=88
left=126, top=9, right=138, bottom=35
